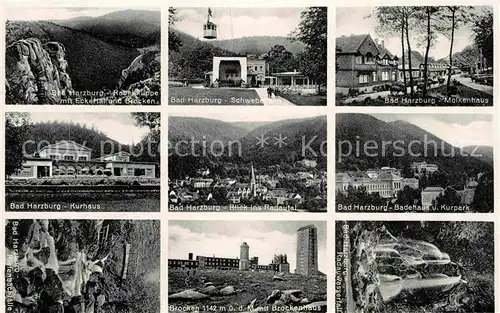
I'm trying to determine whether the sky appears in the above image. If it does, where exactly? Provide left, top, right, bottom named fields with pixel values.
left=172, top=7, right=303, bottom=40
left=28, top=112, right=150, bottom=145
left=336, top=6, right=492, bottom=60
left=169, top=221, right=327, bottom=273
left=169, top=107, right=325, bottom=122
left=372, top=114, right=493, bottom=147
left=5, top=8, right=158, bottom=21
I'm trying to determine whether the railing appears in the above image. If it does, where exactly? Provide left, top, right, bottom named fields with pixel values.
left=6, top=184, right=160, bottom=193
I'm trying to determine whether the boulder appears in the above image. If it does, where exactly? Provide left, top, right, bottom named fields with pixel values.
left=248, top=298, right=257, bottom=310
left=280, top=292, right=300, bottom=304
left=266, top=289, right=282, bottom=304
left=118, top=50, right=160, bottom=90
left=201, top=285, right=220, bottom=296
left=96, top=295, right=106, bottom=307
left=204, top=282, right=214, bottom=287
left=272, top=275, right=284, bottom=281
left=283, top=289, right=302, bottom=297
left=168, top=290, right=209, bottom=301
left=220, top=286, right=236, bottom=296
left=300, top=298, right=310, bottom=304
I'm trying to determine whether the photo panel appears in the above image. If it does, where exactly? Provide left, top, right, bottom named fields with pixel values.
left=5, top=7, right=161, bottom=105
left=168, top=220, right=327, bottom=313
left=168, top=7, right=327, bottom=106
left=5, top=112, right=161, bottom=211
left=5, top=219, right=161, bottom=313
left=335, top=113, right=493, bottom=213
left=335, top=6, right=493, bottom=106
left=335, top=220, right=494, bottom=313
left=168, top=109, right=327, bottom=212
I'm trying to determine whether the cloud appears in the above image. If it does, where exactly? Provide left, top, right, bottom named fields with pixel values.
left=169, top=106, right=325, bottom=122
left=6, top=8, right=158, bottom=21
left=409, top=117, right=493, bottom=148
left=373, top=114, right=493, bottom=147
left=336, top=7, right=486, bottom=60
left=174, top=8, right=302, bottom=40
left=29, top=113, right=149, bottom=145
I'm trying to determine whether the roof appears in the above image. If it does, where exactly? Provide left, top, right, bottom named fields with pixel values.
left=336, top=34, right=370, bottom=54
left=297, top=224, right=317, bottom=232
left=267, top=188, right=287, bottom=197
left=99, top=151, right=132, bottom=158
left=377, top=44, right=397, bottom=60
left=273, top=71, right=304, bottom=76
left=423, top=187, right=444, bottom=192
left=39, top=140, right=92, bottom=152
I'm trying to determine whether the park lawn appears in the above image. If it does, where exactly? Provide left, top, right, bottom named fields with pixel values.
left=280, top=93, right=327, bottom=106
left=169, top=87, right=263, bottom=105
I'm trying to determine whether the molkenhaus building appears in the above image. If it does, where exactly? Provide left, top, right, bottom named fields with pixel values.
left=11, top=140, right=156, bottom=178
left=336, top=34, right=399, bottom=94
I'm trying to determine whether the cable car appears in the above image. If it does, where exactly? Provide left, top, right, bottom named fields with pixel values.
left=203, top=8, right=217, bottom=40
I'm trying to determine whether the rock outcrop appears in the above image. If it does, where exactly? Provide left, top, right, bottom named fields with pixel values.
left=118, top=50, right=160, bottom=90
left=6, top=38, right=73, bottom=104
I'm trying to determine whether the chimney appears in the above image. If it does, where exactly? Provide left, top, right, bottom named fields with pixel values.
left=188, top=253, right=193, bottom=260
left=381, top=40, right=385, bottom=48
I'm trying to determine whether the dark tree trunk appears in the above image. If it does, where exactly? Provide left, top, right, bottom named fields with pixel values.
left=423, top=8, right=432, bottom=97
left=401, top=18, right=407, bottom=94
left=446, top=10, right=456, bottom=94
left=405, top=15, right=414, bottom=96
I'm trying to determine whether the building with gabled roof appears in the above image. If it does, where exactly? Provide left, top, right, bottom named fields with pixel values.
left=336, top=34, right=399, bottom=92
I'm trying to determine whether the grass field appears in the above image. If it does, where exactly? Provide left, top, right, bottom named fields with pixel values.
left=280, top=93, right=327, bottom=106
left=169, top=87, right=263, bottom=105
left=168, top=269, right=327, bottom=312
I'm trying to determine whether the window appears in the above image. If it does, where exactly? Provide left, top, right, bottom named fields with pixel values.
left=383, top=59, right=388, bottom=65
left=355, top=56, right=363, bottom=64
left=64, top=155, right=74, bottom=161
left=381, top=71, right=389, bottom=81
left=254, top=66, right=258, bottom=71
left=19, top=166, right=33, bottom=177
left=260, top=66, right=263, bottom=70
left=392, top=72, right=396, bottom=81
left=372, top=72, right=377, bottom=82
left=78, top=156, right=88, bottom=161
left=358, top=74, right=369, bottom=84
left=50, top=155, right=57, bottom=159
left=365, top=55, right=374, bottom=64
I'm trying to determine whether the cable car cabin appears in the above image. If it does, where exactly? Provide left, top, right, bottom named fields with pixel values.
left=203, top=22, right=217, bottom=39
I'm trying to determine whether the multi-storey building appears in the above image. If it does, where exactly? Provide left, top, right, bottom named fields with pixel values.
left=336, top=34, right=399, bottom=93
left=296, top=224, right=318, bottom=276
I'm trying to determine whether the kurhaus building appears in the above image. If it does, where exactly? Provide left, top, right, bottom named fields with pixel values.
left=11, top=140, right=156, bottom=178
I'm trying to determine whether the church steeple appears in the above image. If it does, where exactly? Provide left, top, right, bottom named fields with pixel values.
left=250, top=163, right=256, bottom=197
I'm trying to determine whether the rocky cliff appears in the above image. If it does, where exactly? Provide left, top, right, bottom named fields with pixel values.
left=6, top=38, right=73, bottom=104
left=6, top=37, right=160, bottom=105
left=116, top=49, right=161, bottom=105
left=118, top=50, right=160, bottom=90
